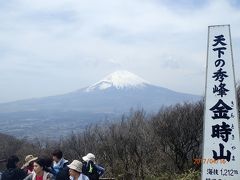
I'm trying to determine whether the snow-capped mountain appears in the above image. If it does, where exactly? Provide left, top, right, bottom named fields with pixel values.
left=0, top=70, right=202, bottom=139
left=85, top=70, right=148, bottom=92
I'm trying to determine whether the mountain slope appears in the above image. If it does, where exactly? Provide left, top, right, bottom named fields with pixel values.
left=0, top=70, right=200, bottom=112
left=0, top=70, right=201, bottom=138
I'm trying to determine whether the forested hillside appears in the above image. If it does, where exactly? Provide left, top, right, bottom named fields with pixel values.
left=0, top=85, right=239, bottom=179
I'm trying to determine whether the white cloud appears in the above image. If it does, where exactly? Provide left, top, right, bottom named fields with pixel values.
left=0, top=0, right=240, bottom=102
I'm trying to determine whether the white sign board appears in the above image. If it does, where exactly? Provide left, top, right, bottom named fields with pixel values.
left=202, top=25, right=240, bottom=180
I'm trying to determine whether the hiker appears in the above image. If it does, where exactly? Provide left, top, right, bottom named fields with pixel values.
left=21, top=155, right=38, bottom=175
left=52, top=150, right=69, bottom=180
left=1, top=155, right=27, bottom=180
left=23, top=158, right=54, bottom=180
left=82, top=153, right=104, bottom=180
left=68, top=160, right=89, bottom=180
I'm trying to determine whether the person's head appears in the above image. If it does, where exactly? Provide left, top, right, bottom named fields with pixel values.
left=6, top=155, right=19, bottom=169
left=67, top=160, right=82, bottom=178
left=52, top=149, right=63, bottom=163
left=33, top=158, right=47, bottom=175
left=29, top=161, right=34, bottom=168
left=23, top=155, right=38, bottom=168
left=82, top=153, right=95, bottom=163
left=43, top=156, right=53, bottom=168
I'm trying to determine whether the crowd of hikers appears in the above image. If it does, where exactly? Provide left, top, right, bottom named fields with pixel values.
left=0, top=150, right=105, bottom=180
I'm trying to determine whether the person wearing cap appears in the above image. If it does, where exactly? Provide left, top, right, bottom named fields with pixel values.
left=82, top=153, right=105, bottom=180
left=21, top=155, right=38, bottom=175
left=68, top=160, right=89, bottom=180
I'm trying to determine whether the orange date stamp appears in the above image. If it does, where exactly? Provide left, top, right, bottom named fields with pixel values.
left=193, top=158, right=226, bottom=165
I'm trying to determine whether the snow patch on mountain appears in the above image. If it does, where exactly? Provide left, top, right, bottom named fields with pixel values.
left=85, top=70, right=149, bottom=92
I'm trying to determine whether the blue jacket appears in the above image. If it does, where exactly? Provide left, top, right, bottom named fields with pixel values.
left=52, top=158, right=69, bottom=175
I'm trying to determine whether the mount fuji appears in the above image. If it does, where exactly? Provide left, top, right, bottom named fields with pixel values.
left=85, top=70, right=148, bottom=91
left=0, top=70, right=201, bottom=138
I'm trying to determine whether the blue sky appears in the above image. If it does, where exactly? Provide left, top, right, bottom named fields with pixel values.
left=1, top=0, right=240, bottom=102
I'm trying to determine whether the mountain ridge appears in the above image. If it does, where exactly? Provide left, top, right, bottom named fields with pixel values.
left=0, top=70, right=202, bottom=138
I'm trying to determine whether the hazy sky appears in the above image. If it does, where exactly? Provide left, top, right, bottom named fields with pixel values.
left=1, top=0, right=240, bottom=103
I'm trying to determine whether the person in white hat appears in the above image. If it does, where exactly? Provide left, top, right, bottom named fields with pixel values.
left=82, top=153, right=105, bottom=180
left=68, top=160, right=89, bottom=180
left=82, top=153, right=95, bottom=163
left=21, top=155, right=38, bottom=175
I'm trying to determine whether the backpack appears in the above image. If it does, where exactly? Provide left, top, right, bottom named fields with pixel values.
left=82, top=161, right=104, bottom=180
